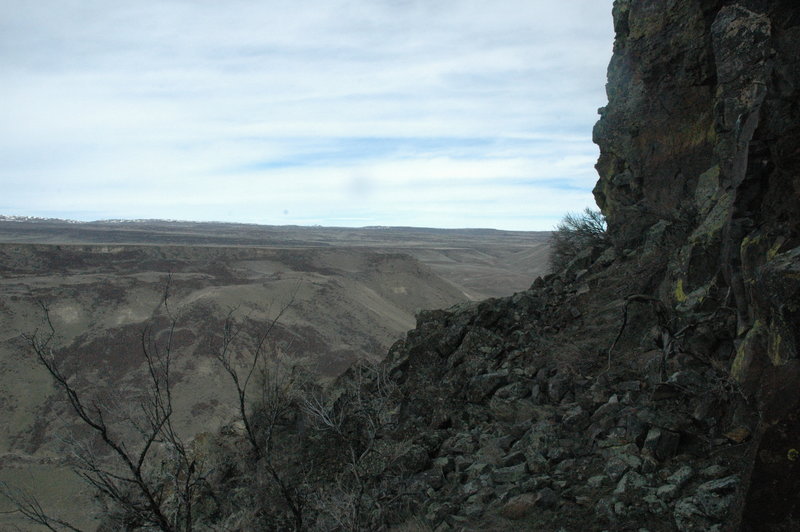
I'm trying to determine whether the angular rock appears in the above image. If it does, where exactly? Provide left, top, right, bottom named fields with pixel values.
left=499, top=493, right=538, bottom=520
left=467, top=370, right=510, bottom=403
left=534, top=487, right=558, bottom=509
left=587, top=475, right=607, bottom=488
left=614, top=470, right=647, bottom=495
left=643, top=427, right=681, bottom=461
left=667, top=465, right=694, bottom=489
left=501, top=451, right=527, bottom=468
left=491, top=462, right=529, bottom=484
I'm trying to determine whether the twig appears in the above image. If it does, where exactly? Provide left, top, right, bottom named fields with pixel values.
left=605, top=294, right=663, bottom=372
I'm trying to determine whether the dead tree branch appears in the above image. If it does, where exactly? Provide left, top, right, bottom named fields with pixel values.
left=12, top=278, right=207, bottom=532
left=214, top=285, right=306, bottom=530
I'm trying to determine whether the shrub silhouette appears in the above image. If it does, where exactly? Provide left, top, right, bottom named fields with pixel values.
left=549, top=207, right=607, bottom=272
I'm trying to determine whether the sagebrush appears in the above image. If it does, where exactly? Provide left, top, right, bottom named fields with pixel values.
left=549, top=207, right=607, bottom=272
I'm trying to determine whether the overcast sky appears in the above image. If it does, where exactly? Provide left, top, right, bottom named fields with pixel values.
left=0, top=0, right=614, bottom=230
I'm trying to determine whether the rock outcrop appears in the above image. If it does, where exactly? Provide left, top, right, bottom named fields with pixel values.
left=594, top=1, right=800, bottom=529
left=309, top=1, right=800, bottom=530
left=64, top=2, right=798, bottom=530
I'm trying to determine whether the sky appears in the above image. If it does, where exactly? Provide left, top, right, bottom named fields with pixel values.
left=0, top=0, right=615, bottom=230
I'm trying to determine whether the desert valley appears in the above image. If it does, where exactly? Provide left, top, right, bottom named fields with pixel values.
left=0, top=217, right=551, bottom=529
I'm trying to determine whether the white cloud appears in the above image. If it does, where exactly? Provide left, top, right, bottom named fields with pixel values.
left=0, top=0, right=614, bottom=229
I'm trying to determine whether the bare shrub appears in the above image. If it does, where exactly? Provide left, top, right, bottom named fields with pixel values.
left=5, top=286, right=210, bottom=531
left=2, top=281, right=309, bottom=531
left=302, top=360, right=409, bottom=530
left=213, top=294, right=310, bottom=531
left=549, top=207, right=607, bottom=272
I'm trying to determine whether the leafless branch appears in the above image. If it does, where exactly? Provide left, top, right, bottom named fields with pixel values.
left=0, top=481, right=83, bottom=532
left=12, top=278, right=206, bottom=532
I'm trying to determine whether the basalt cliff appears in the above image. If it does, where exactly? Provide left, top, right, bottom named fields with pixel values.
left=313, top=1, right=800, bottom=530
left=14, top=1, right=799, bottom=531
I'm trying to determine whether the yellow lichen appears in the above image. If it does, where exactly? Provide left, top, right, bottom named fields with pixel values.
left=731, top=320, right=765, bottom=383
left=767, top=238, right=785, bottom=261
left=730, top=344, right=750, bottom=383
left=768, top=324, right=784, bottom=366
left=674, top=278, right=687, bottom=303
left=740, top=233, right=763, bottom=253
left=689, top=191, right=732, bottom=244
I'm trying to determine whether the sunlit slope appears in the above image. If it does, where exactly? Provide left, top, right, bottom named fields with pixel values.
left=0, top=243, right=467, bottom=530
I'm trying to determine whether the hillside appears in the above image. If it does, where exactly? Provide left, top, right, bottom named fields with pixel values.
left=0, top=226, right=550, bottom=530
left=0, top=219, right=552, bottom=299
left=3, top=1, right=799, bottom=530
left=264, top=1, right=798, bottom=530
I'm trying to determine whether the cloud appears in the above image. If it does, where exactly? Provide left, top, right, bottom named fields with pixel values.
left=0, top=0, right=614, bottom=229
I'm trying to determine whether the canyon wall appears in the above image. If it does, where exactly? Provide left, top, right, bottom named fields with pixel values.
left=594, top=1, right=800, bottom=527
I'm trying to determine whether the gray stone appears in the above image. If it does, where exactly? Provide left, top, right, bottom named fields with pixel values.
left=466, top=462, right=492, bottom=477
left=492, top=462, right=529, bottom=484
left=699, top=464, right=727, bottom=478
left=547, top=372, right=572, bottom=403
left=501, top=451, right=527, bottom=468
left=443, top=432, right=477, bottom=455
left=468, top=370, right=510, bottom=403
left=604, top=456, right=631, bottom=481
left=643, top=492, right=668, bottom=514
left=587, top=475, right=607, bottom=488
left=618, top=380, right=642, bottom=392
left=667, top=465, right=694, bottom=489
left=534, top=487, right=558, bottom=508
left=614, top=471, right=647, bottom=495
left=495, top=381, right=531, bottom=400
left=643, top=427, right=681, bottom=461
left=697, top=475, right=738, bottom=493
left=433, top=456, right=455, bottom=475
left=656, top=483, right=679, bottom=501
left=462, top=503, right=484, bottom=518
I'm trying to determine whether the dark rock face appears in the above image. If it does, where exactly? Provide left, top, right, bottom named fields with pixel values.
left=594, top=1, right=800, bottom=529
left=344, top=1, right=800, bottom=530
left=235, top=2, right=799, bottom=531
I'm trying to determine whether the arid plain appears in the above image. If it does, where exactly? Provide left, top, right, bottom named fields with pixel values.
left=0, top=218, right=550, bottom=529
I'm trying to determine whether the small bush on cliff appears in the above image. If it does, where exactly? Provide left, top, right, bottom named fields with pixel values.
left=549, top=207, right=607, bottom=272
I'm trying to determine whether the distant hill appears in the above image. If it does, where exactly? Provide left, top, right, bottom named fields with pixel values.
left=0, top=222, right=550, bottom=529
left=0, top=218, right=552, bottom=299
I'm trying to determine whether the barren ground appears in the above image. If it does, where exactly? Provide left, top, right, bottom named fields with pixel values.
left=0, top=219, right=550, bottom=529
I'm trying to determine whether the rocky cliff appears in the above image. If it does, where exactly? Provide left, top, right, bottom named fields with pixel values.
left=25, top=2, right=798, bottom=530
left=594, top=1, right=800, bottom=528
left=312, top=1, right=800, bottom=530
